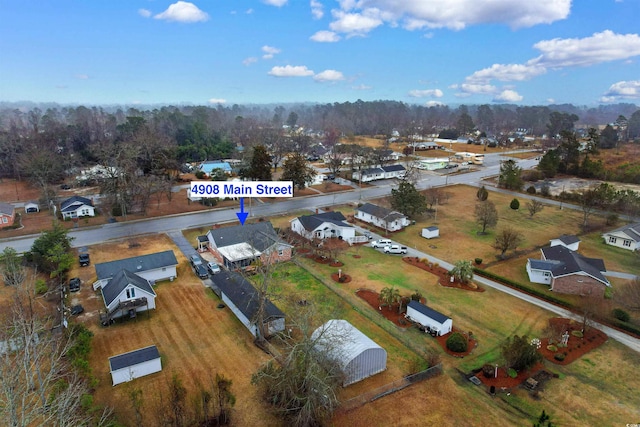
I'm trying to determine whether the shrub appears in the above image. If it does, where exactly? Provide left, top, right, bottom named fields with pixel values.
left=526, top=185, right=537, bottom=194
left=522, top=170, right=543, bottom=182
left=410, top=291, right=423, bottom=302
left=554, top=353, right=565, bottom=361
left=510, top=198, right=520, bottom=210
left=338, top=276, right=347, bottom=283
left=35, top=279, right=48, bottom=295
left=474, top=258, right=483, bottom=265
left=612, top=308, right=630, bottom=322
left=507, top=368, right=517, bottom=378
left=476, top=186, right=488, bottom=201
left=446, top=332, right=468, bottom=353
left=571, top=330, right=583, bottom=338
left=547, top=345, right=557, bottom=352
left=540, top=183, right=551, bottom=197
left=606, top=213, right=619, bottom=226
left=194, top=170, right=206, bottom=179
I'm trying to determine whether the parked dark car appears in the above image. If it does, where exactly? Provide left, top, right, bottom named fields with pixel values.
left=70, top=304, right=84, bottom=316
left=79, top=253, right=90, bottom=267
left=60, top=184, right=71, bottom=190
left=194, top=263, right=209, bottom=279
left=68, top=277, right=81, bottom=292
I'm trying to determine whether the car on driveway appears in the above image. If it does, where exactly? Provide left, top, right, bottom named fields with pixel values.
left=383, top=245, right=408, bottom=254
left=207, top=262, right=221, bottom=275
left=68, top=277, right=81, bottom=292
left=190, top=254, right=203, bottom=267
left=371, top=239, right=393, bottom=248
left=70, top=304, right=84, bottom=316
left=78, top=253, right=90, bottom=267
left=194, top=263, right=209, bottom=279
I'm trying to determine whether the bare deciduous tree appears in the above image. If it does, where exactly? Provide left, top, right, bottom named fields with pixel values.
left=526, top=199, right=545, bottom=218
left=493, top=227, right=524, bottom=259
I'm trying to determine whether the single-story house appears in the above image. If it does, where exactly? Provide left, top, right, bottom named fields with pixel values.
left=101, top=269, right=157, bottom=321
left=526, top=245, right=610, bottom=297
left=381, top=164, right=406, bottom=179
left=60, top=196, right=95, bottom=220
left=210, top=271, right=285, bottom=338
left=602, top=222, right=640, bottom=252
left=550, top=234, right=580, bottom=251
left=405, top=300, right=452, bottom=336
left=409, top=141, right=442, bottom=151
left=312, top=319, right=387, bottom=386
left=421, top=226, right=439, bottom=239
left=93, top=250, right=178, bottom=290
left=198, top=161, right=232, bottom=176
left=199, top=221, right=292, bottom=271
left=24, top=201, right=39, bottom=213
left=0, top=202, right=16, bottom=227
left=414, top=158, right=448, bottom=170
left=355, top=203, right=410, bottom=232
left=352, top=167, right=384, bottom=183
left=109, top=345, right=162, bottom=386
left=290, top=211, right=355, bottom=241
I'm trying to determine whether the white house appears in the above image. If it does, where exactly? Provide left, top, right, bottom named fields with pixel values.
left=312, top=319, right=387, bottom=386
left=290, top=211, right=355, bottom=241
left=101, top=270, right=157, bottom=323
left=109, top=345, right=162, bottom=386
left=210, top=271, right=285, bottom=338
left=602, top=222, right=640, bottom=252
left=60, top=196, right=95, bottom=220
left=414, top=158, right=448, bottom=170
left=355, top=203, right=410, bottom=232
left=381, top=164, right=406, bottom=179
left=405, top=300, right=452, bottom=336
left=93, top=250, right=178, bottom=290
left=549, top=234, right=580, bottom=251
left=421, top=226, right=439, bottom=239
left=352, top=167, right=385, bottom=183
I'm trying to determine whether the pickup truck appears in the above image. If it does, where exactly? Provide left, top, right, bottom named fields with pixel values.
left=383, top=245, right=408, bottom=254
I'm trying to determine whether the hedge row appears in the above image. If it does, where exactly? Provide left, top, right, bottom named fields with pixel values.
left=609, top=319, right=640, bottom=336
left=472, top=268, right=572, bottom=308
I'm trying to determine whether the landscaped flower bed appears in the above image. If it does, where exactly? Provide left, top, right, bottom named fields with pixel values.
left=402, top=257, right=484, bottom=292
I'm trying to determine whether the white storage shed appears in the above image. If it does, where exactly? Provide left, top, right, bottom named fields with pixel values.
left=312, top=319, right=387, bottom=386
left=109, top=345, right=162, bottom=386
left=405, top=300, right=452, bottom=336
left=422, top=226, right=439, bottom=239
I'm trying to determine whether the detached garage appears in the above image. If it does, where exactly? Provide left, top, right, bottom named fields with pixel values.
left=312, top=319, right=387, bottom=386
left=109, top=345, right=162, bottom=386
left=405, top=300, right=452, bottom=336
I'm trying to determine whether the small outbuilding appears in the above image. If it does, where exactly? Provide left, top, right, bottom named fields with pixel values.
left=312, top=319, right=387, bottom=386
left=24, top=201, right=39, bottom=213
left=421, top=226, right=439, bottom=239
left=109, top=345, right=162, bottom=386
left=405, top=300, right=452, bottom=336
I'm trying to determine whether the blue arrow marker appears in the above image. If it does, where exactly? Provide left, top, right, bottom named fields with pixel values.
left=236, top=197, right=248, bottom=225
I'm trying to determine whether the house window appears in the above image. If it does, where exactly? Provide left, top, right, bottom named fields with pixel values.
left=278, top=249, right=284, bottom=256
left=623, top=240, right=631, bottom=247
left=608, top=236, right=617, bottom=244
left=543, top=272, right=550, bottom=277
left=162, top=267, right=166, bottom=271
left=126, top=288, right=136, bottom=299
left=1, top=217, right=7, bottom=224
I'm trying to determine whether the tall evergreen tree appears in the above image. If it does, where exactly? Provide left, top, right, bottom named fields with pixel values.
left=281, top=153, right=315, bottom=190
left=246, top=145, right=272, bottom=181
left=390, top=182, right=426, bottom=218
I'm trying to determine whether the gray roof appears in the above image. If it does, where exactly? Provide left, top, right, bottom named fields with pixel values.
left=211, top=271, right=284, bottom=322
left=101, top=269, right=156, bottom=307
left=296, top=211, right=352, bottom=232
left=540, top=245, right=609, bottom=286
left=552, top=234, right=580, bottom=245
left=425, top=226, right=439, bottom=231
left=109, top=345, right=160, bottom=372
left=95, top=250, right=178, bottom=281
left=605, top=222, right=640, bottom=242
left=60, top=195, right=93, bottom=212
left=528, top=259, right=562, bottom=270
left=360, top=167, right=385, bottom=176
left=357, top=203, right=406, bottom=222
left=207, top=221, right=288, bottom=252
left=311, top=319, right=385, bottom=370
left=0, top=202, right=15, bottom=216
left=407, top=300, right=450, bottom=324
left=382, top=164, right=406, bottom=173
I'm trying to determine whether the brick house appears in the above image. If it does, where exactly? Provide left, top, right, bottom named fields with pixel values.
left=0, top=202, right=16, bottom=227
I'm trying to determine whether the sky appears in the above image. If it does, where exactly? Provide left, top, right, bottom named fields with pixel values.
left=1, top=0, right=640, bottom=107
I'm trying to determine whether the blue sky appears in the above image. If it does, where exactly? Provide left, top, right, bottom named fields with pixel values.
left=1, top=0, right=640, bottom=107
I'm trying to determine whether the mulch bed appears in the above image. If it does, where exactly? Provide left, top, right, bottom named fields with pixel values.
left=538, top=318, right=608, bottom=365
left=329, top=261, right=344, bottom=267
left=434, top=329, right=478, bottom=358
left=355, top=289, right=412, bottom=328
left=352, top=255, right=362, bottom=259
left=306, top=254, right=331, bottom=264
left=476, top=362, right=545, bottom=390
left=403, top=257, right=485, bottom=292
left=331, top=273, right=352, bottom=283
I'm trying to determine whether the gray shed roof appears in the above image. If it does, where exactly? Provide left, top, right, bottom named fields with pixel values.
left=295, top=211, right=352, bottom=232
left=211, top=271, right=284, bottom=322
left=109, top=345, right=160, bottom=372
left=540, top=245, right=609, bottom=286
left=101, top=269, right=156, bottom=307
left=95, top=250, right=178, bottom=281
left=356, top=203, right=406, bottom=222
left=207, top=221, right=288, bottom=252
left=552, top=234, right=580, bottom=245
left=407, top=300, right=450, bottom=324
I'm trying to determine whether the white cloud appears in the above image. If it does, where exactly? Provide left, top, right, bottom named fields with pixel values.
left=138, top=8, right=152, bottom=18
left=243, top=57, right=258, bottom=66
left=310, top=30, right=341, bottom=42
left=262, top=0, right=287, bottom=6
left=75, top=74, right=89, bottom=80
left=262, top=45, right=281, bottom=59
left=546, top=98, right=555, bottom=104
left=246, top=8, right=254, bottom=14
left=352, top=84, right=372, bottom=90
left=425, top=100, right=445, bottom=107
left=311, top=0, right=324, bottom=19
left=268, top=65, right=315, bottom=77
left=208, top=98, right=226, bottom=104
left=493, top=89, right=523, bottom=102
left=154, top=1, right=209, bottom=23
left=451, top=83, right=496, bottom=95
left=600, top=80, right=640, bottom=102
left=314, top=69, right=345, bottom=82
left=327, top=0, right=570, bottom=34
left=466, top=63, right=546, bottom=84
left=408, top=88, right=443, bottom=98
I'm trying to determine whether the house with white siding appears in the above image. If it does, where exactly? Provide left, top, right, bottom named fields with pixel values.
left=355, top=203, right=409, bottom=232
left=602, top=222, right=640, bottom=252
left=290, top=211, right=355, bottom=241
left=93, top=250, right=178, bottom=290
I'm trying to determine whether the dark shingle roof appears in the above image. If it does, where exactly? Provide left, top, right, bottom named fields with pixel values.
left=407, top=300, right=450, bottom=324
left=207, top=221, right=286, bottom=252
left=552, top=234, right=580, bottom=245
left=60, top=195, right=93, bottom=212
left=101, top=269, right=156, bottom=307
left=356, top=203, right=406, bottom=222
left=0, top=202, right=15, bottom=216
left=109, top=345, right=160, bottom=371
left=528, top=259, right=562, bottom=270
left=95, top=250, right=178, bottom=281
left=381, top=164, right=406, bottom=173
left=211, top=271, right=284, bottom=322
left=296, top=211, right=352, bottom=232
left=360, top=167, right=385, bottom=176
left=606, top=222, right=640, bottom=242
left=541, top=245, right=609, bottom=286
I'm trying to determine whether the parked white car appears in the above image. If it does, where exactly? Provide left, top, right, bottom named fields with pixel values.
left=371, top=239, right=393, bottom=248
left=383, top=245, right=407, bottom=254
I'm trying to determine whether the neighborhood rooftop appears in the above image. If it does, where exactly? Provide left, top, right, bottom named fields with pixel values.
left=407, top=300, right=451, bottom=324
left=0, top=202, right=15, bottom=216
left=109, top=345, right=160, bottom=372
left=206, top=221, right=284, bottom=251
left=541, top=245, right=609, bottom=286
left=357, top=203, right=406, bottom=222
left=60, top=195, right=93, bottom=212
left=295, top=211, right=352, bottom=232
left=554, top=234, right=581, bottom=245
left=607, top=222, right=640, bottom=242
left=210, top=271, right=284, bottom=322
left=101, top=269, right=156, bottom=307
left=95, top=250, right=178, bottom=281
